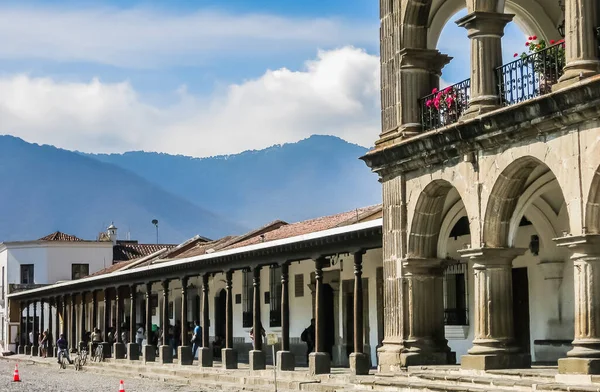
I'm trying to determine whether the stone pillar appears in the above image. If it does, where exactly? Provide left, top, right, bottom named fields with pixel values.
left=142, top=282, right=155, bottom=363
left=178, top=276, right=192, bottom=365
left=222, top=270, right=238, bottom=369
left=158, top=279, right=172, bottom=364
left=61, top=296, right=67, bottom=336
left=309, top=256, right=330, bottom=375
left=277, top=262, right=294, bottom=371
left=31, top=301, right=38, bottom=356
left=555, top=235, right=600, bottom=375
left=70, top=294, right=76, bottom=352
left=199, top=273, right=213, bottom=367
left=128, top=284, right=139, bottom=361
left=114, top=287, right=125, bottom=359
left=350, top=251, right=370, bottom=375
left=102, top=289, right=111, bottom=358
left=47, top=299, right=53, bottom=357
left=17, top=302, right=24, bottom=354
left=24, top=301, right=31, bottom=355
left=377, top=49, right=452, bottom=145
left=555, top=0, right=600, bottom=89
left=55, top=297, right=61, bottom=357
left=92, top=290, right=98, bottom=330
left=459, top=247, right=530, bottom=370
left=250, top=266, right=266, bottom=371
left=456, top=12, right=514, bottom=118
left=39, top=299, right=45, bottom=357
left=80, top=292, right=86, bottom=350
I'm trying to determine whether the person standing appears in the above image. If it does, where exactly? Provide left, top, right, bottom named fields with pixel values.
left=191, top=320, right=202, bottom=359
left=301, top=319, right=315, bottom=364
left=135, top=324, right=144, bottom=346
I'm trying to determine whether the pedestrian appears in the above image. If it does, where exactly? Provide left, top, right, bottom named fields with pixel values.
left=249, top=321, right=266, bottom=350
left=191, top=320, right=202, bottom=359
left=135, top=323, right=144, bottom=346
left=301, top=318, right=315, bottom=364
left=40, top=330, right=48, bottom=358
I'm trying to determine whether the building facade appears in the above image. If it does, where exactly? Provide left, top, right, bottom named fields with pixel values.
left=362, top=0, right=600, bottom=376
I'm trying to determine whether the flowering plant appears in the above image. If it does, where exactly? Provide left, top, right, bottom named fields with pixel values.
left=513, top=35, right=566, bottom=92
left=425, top=86, right=456, bottom=112
left=423, top=85, right=468, bottom=128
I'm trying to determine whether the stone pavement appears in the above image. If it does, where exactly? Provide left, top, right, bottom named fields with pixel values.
left=4, top=355, right=600, bottom=392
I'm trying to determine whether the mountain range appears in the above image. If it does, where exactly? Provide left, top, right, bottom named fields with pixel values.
left=0, top=135, right=380, bottom=244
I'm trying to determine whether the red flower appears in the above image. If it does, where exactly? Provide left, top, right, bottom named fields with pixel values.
left=444, top=87, right=452, bottom=94
left=528, top=36, right=533, bottom=40
left=550, top=39, right=555, bottom=44
left=432, top=88, right=438, bottom=94
left=525, top=42, right=530, bottom=46
left=426, top=99, right=433, bottom=107
left=514, top=53, right=519, bottom=57
left=532, top=35, right=537, bottom=40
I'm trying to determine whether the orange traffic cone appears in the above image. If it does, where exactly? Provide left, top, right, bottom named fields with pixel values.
left=119, top=380, right=125, bottom=391
left=13, top=363, right=21, bottom=382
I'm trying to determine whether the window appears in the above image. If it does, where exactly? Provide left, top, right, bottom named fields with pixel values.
left=242, top=270, right=253, bottom=328
left=269, top=266, right=282, bottom=327
left=1, top=266, right=4, bottom=300
left=71, top=264, right=89, bottom=280
left=20, top=264, right=34, bottom=284
left=294, top=274, right=304, bottom=297
left=443, top=262, right=468, bottom=326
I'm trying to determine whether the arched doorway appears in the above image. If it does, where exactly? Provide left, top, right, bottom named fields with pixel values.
left=214, top=289, right=226, bottom=342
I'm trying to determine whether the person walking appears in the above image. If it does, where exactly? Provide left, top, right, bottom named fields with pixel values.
left=135, top=324, right=144, bottom=346
left=301, top=319, right=315, bottom=364
left=40, top=330, right=48, bottom=358
left=191, top=320, right=202, bottom=359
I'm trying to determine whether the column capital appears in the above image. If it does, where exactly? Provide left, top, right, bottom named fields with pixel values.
left=458, top=247, right=526, bottom=267
left=554, top=234, right=600, bottom=256
left=398, top=48, right=452, bottom=76
left=402, top=257, right=446, bottom=275
left=455, top=12, right=514, bottom=38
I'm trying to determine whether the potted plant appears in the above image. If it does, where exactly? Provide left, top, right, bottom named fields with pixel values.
left=514, top=36, right=565, bottom=94
left=424, top=86, right=466, bottom=127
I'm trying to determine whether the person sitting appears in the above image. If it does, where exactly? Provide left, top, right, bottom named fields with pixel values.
left=56, top=334, right=73, bottom=364
left=212, top=335, right=223, bottom=358
left=91, top=328, right=103, bottom=354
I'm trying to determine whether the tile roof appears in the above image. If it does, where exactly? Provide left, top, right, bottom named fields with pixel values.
left=222, top=205, right=382, bottom=251
left=87, top=259, right=139, bottom=277
left=38, top=231, right=84, bottom=242
left=113, top=242, right=177, bottom=262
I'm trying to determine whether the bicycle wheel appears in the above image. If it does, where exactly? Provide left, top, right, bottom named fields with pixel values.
left=81, top=352, right=87, bottom=366
left=74, top=356, right=81, bottom=371
left=61, top=356, right=68, bottom=369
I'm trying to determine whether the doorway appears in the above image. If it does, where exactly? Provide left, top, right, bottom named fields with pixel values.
left=512, top=267, right=531, bottom=355
left=214, top=289, right=227, bottom=340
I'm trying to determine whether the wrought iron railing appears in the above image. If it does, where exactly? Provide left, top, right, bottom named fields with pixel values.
left=420, top=79, right=471, bottom=132
left=496, top=42, right=566, bottom=106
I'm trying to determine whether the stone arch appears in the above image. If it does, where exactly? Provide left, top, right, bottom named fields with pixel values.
left=408, top=180, right=473, bottom=258
left=437, top=200, right=467, bottom=257
left=483, top=156, right=569, bottom=248
left=586, top=165, right=600, bottom=234
left=427, top=0, right=561, bottom=49
left=401, top=0, right=435, bottom=48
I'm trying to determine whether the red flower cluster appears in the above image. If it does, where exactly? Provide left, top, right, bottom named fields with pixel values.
left=514, top=35, right=565, bottom=58
left=425, top=87, right=456, bottom=110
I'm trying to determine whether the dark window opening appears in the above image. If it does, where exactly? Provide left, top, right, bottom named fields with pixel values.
left=71, top=264, right=89, bottom=280
left=519, top=216, right=533, bottom=226
left=294, top=274, right=304, bottom=297
left=444, top=263, right=468, bottom=326
left=20, top=264, right=34, bottom=284
left=449, top=216, right=470, bottom=239
left=269, top=266, right=282, bottom=327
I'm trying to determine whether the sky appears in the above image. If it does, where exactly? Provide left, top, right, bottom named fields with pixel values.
left=0, top=1, right=525, bottom=157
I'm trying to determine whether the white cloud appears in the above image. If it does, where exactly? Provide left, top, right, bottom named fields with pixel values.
left=0, top=5, right=377, bottom=68
left=0, top=46, right=381, bottom=156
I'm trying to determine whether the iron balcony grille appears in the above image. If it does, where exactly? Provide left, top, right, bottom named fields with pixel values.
left=497, top=42, right=566, bottom=106
left=420, top=78, right=471, bottom=132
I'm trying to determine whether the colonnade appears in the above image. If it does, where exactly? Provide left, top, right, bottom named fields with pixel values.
left=16, top=250, right=370, bottom=375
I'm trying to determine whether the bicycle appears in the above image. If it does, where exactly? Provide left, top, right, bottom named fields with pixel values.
left=79, top=348, right=88, bottom=367
left=57, top=349, right=69, bottom=370
left=91, top=343, right=104, bottom=362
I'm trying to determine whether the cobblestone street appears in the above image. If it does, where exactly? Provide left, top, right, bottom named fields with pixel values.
left=0, top=359, right=224, bottom=392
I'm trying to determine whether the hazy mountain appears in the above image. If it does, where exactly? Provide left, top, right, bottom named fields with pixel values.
left=88, top=135, right=381, bottom=228
left=0, top=135, right=242, bottom=243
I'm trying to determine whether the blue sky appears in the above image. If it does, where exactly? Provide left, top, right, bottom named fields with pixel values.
left=0, top=0, right=524, bottom=157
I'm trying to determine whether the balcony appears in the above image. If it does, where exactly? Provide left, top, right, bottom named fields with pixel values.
left=420, top=41, right=566, bottom=132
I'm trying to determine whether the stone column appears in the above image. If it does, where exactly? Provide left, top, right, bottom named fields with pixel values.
left=70, top=294, right=76, bottom=351
left=277, top=262, right=294, bottom=371
left=32, top=301, right=38, bottom=356
left=17, top=302, right=24, bottom=354
left=178, top=276, right=192, bottom=365
left=102, top=289, right=111, bottom=358
left=128, top=284, right=139, bottom=361
left=459, top=247, right=530, bottom=370
left=456, top=12, right=514, bottom=118
left=39, top=299, right=45, bottom=357
left=92, top=290, right=98, bottom=330
left=350, top=251, right=370, bottom=375
left=114, top=287, right=125, bottom=359
left=158, top=279, right=172, bottom=364
left=199, top=273, right=212, bottom=367
left=80, top=293, right=86, bottom=350
left=222, top=270, right=238, bottom=369
left=377, top=49, right=452, bottom=145
left=61, top=296, right=67, bottom=336
left=555, top=0, right=600, bottom=89
left=25, top=301, right=31, bottom=355
left=55, top=297, right=61, bottom=357
left=143, top=282, right=155, bottom=363
left=309, top=256, right=330, bottom=375
left=250, top=266, right=266, bottom=370
left=47, top=299, right=53, bottom=357
left=555, top=235, right=600, bottom=375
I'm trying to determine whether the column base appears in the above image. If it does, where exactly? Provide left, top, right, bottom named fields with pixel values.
left=113, top=342, right=126, bottom=359
left=142, top=344, right=155, bottom=363
left=349, top=352, right=370, bottom=375
left=47, top=345, right=54, bottom=358
left=127, top=343, right=140, bottom=361
left=461, top=353, right=531, bottom=370
left=31, top=346, right=38, bottom=356
left=249, top=350, right=266, bottom=371
left=460, top=101, right=499, bottom=120
left=158, top=345, right=173, bottom=364
left=178, top=346, right=193, bottom=365
left=309, top=352, right=330, bottom=375
left=558, top=357, right=600, bottom=375
left=198, top=347, right=213, bottom=367
left=17, top=345, right=24, bottom=354
left=222, top=348, right=238, bottom=369
left=102, top=341, right=112, bottom=358
left=554, top=61, right=600, bottom=91
left=276, top=351, right=295, bottom=371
